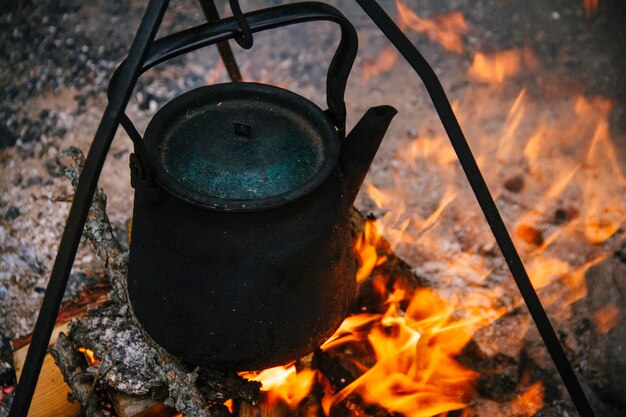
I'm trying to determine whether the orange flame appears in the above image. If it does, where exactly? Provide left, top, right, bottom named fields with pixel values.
left=511, top=381, right=545, bottom=416
left=241, top=365, right=316, bottom=408
left=228, top=27, right=625, bottom=417
left=396, top=0, right=469, bottom=53
left=469, top=50, right=522, bottom=84
left=363, top=46, right=399, bottom=82
left=584, top=0, right=599, bottom=17
left=349, top=55, right=624, bottom=415
left=224, top=399, right=234, bottom=413
left=322, top=289, right=479, bottom=417
left=354, top=219, right=389, bottom=282
left=582, top=112, right=626, bottom=244
left=468, top=46, right=538, bottom=84
left=593, top=304, right=621, bottom=334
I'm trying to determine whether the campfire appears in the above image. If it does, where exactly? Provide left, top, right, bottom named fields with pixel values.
left=2, top=1, right=625, bottom=417
left=242, top=77, right=625, bottom=413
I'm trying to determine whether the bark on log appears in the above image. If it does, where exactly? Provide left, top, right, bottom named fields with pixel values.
left=49, top=333, right=102, bottom=417
left=57, top=147, right=121, bottom=269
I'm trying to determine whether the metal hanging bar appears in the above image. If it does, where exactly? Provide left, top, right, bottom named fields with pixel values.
left=352, top=1, right=596, bottom=416
left=198, top=0, right=243, bottom=82
left=7, top=1, right=171, bottom=416
left=228, top=0, right=253, bottom=49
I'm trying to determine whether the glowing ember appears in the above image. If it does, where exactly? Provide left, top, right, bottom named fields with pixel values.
left=510, top=381, right=545, bottom=416
left=77, top=347, right=101, bottom=366
left=396, top=0, right=469, bottom=53
left=224, top=399, right=234, bottom=413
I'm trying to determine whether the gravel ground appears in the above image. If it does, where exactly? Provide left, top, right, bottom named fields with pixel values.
left=1, top=0, right=625, bottom=416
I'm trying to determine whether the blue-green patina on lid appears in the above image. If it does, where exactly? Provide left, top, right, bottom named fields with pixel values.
left=143, top=83, right=340, bottom=211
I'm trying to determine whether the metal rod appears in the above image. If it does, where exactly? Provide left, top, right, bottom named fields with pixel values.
left=353, top=1, right=596, bottom=416
left=198, top=0, right=243, bottom=82
left=7, top=1, right=170, bottom=416
left=228, top=0, right=254, bottom=49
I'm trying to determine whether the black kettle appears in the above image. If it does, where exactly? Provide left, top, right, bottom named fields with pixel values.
left=123, top=3, right=397, bottom=371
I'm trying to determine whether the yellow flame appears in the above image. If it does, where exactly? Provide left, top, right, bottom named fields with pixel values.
left=77, top=347, right=100, bottom=366
left=322, top=289, right=479, bottom=417
left=241, top=365, right=316, bottom=408
left=354, top=219, right=389, bottom=283
left=469, top=50, right=522, bottom=84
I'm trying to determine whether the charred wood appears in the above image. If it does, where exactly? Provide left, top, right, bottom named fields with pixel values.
left=313, top=350, right=354, bottom=392
left=196, top=369, right=260, bottom=405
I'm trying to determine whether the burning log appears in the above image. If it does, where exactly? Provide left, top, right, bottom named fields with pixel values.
left=313, top=350, right=353, bottom=393
left=12, top=324, right=81, bottom=417
left=10, top=278, right=110, bottom=417
left=49, top=333, right=102, bottom=417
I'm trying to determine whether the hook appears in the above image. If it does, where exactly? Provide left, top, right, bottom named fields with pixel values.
left=229, top=0, right=253, bottom=49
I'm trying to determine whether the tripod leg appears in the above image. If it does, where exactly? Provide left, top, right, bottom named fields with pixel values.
left=7, top=1, right=170, bottom=416
left=198, top=0, right=243, bottom=82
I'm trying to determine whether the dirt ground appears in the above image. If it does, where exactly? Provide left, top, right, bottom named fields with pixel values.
left=1, top=0, right=625, bottom=416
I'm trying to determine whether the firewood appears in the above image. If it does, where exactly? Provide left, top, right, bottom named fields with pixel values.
left=58, top=147, right=122, bottom=268
left=313, top=350, right=354, bottom=392
left=49, top=332, right=103, bottom=417
left=113, top=394, right=178, bottom=417
left=12, top=322, right=80, bottom=417
left=10, top=280, right=110, bottom=417
left=237, top=399, right=290, bottom=417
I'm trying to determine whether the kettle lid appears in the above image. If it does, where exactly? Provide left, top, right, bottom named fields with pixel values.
left=143, top=82, right=340, bottom=211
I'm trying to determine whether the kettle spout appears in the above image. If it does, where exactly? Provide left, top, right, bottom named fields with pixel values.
left=339, top=105, right=398, bottom=210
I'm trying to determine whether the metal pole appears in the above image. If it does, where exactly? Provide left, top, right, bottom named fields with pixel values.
left=353, top=1, right=596, bottom=416
left=198, top=0, right=244, bottom=82
left=7, top=1, right=170, bottom=416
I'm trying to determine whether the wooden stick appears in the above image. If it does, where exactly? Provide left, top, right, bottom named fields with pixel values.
left=49, top=333, right=102, bottom=417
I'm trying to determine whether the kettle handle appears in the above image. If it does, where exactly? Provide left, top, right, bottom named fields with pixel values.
left=110, top=2, right=357, bottom=151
